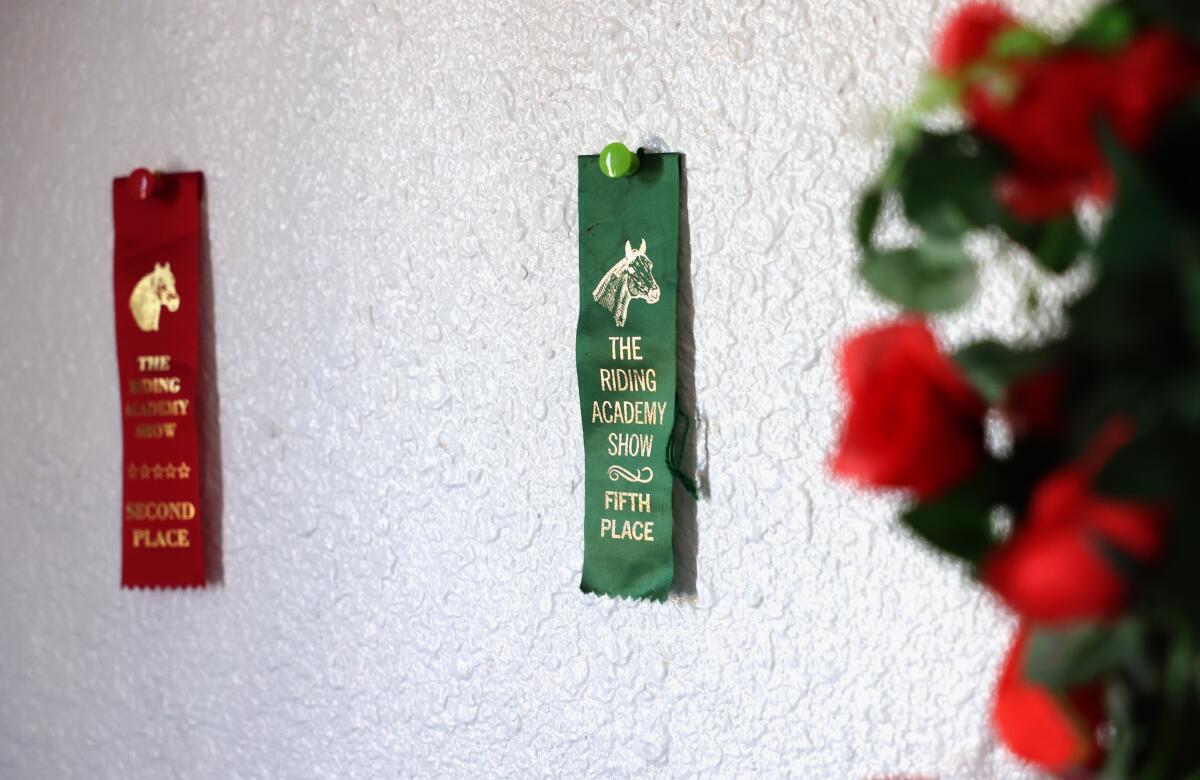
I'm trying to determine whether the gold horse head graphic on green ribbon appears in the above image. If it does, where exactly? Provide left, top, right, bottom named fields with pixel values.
left=592, top=239, right=660, bottom=327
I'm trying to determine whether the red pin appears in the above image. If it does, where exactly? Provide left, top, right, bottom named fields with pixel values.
left=129, top=168, right=157, bottom=200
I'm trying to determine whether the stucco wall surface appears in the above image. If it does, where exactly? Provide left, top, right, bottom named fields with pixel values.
left=0, top=0, right=1090, bottom=777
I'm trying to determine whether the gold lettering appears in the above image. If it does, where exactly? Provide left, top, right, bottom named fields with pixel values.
left=136, top=354, right=172, bottom=372
left=132, top=528, right=190, bottom=548
left=598, top=367, right=656, bottom=393
left=607, top=432, right=654, bottom=457
left=607, top=336, right=643, bottom=361
left=135, top=423, right=178, bottom=439
left=123, top=399, right=190, bottom=417
left=124, top=501, right=197, bottom=521
left=589, top=401, right=668, bottom=426
left=603, top=490, right=651, bottom=513
left=128, top=376, right=182, bottom=394
left=599, top=518, right=655, bottom=542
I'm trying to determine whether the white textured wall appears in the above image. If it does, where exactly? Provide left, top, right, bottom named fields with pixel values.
left=0, top=1, right=1089, bottom=777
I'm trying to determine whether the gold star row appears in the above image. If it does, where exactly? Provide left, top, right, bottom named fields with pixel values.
left=127, top=462, right=192, bottom=480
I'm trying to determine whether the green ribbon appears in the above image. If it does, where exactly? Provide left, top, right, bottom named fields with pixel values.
left=576, top=152, right=680, bottom=601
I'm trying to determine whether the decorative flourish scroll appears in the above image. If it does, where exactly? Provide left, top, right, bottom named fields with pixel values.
left=607, top=465, right=654, bottom=483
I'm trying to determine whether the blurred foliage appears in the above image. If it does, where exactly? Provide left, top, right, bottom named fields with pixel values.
left=854, top=1, right=1200, bottom=775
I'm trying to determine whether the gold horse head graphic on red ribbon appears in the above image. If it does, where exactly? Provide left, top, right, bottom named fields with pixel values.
left=129, top=262, right=181, bottom=332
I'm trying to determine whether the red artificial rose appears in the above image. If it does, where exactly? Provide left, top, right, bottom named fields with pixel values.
left=831, top=320, right=985, bottom=499
left=993, top=622, right=1104, bottom=773
left=935, top=2, right=1018, bottom=73
left=1003, top=370, right=1066, bottom=438
left=1107, top=31, right=1200, bottom=150
left=983, top=420, right=1165, bottom=622
left=965, top=30, right=1200, bottom=219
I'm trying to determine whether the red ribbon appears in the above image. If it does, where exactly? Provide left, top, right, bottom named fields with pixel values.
left=113, top=171, right=206, bottom=588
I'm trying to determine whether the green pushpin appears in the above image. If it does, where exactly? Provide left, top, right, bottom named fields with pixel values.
left=598, top=142, right=640, bottom=178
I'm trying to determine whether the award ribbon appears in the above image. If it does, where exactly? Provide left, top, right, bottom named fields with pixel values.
left=113, top=171, right=206, bottom=588
left=577, top=152, right=680, bottom=601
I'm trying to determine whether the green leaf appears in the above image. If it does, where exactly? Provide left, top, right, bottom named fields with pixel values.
left=1095, top=427, right=1196, bottom=502
left=1067, top=268, right=1178, bottom=367
left=880, top=136, right=916, bottom=191
left=1161, top=370, right=1200, bottom=427
left=1144, top=96, right=1200, bottom=221
left=1024, top=621, right=1142, bottom=692
left=995, top=205, right=1087, bottom=275
left=994, top=205, right=1048, bottom=254
left=1122, top=0, right=1200, bottom=47
left=1032, top=215, right=1084, bottom=274
left=1180, top=257, right=1200, bottom=349
left=1069, top=4, right=1135, bottom=51
left=1140, top=509, right=1200, bottom=631
left=899, top=468, right=996, bottom=564
left=900, top=132, right=1007, bottom=236
left=1138, top=623, right=1193, bottom=780
left=860, top=240, right=978, bottom=313
left=911, top=73, right=964, bottom=114
left=855, top=186, right=882, bottom=248
left=1129, top=503, right=1200, bottom=638
left=953, top=341, right=1053, bottom=404
left=1096, top=124, right=1181, bottom=275
left=990, top=27, right=1052, bottom=58
left=1101, top=680, right=1138, bottom=779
